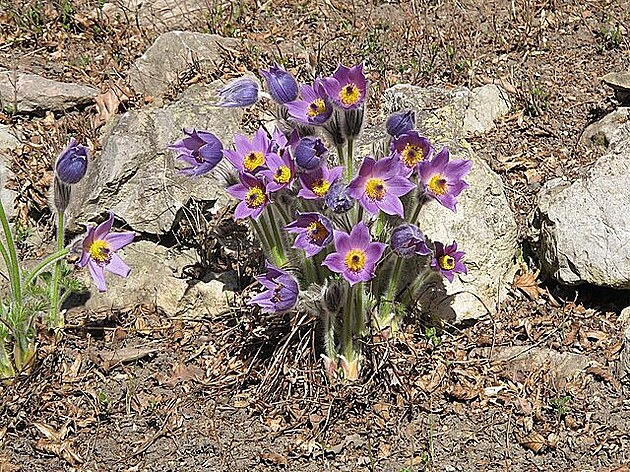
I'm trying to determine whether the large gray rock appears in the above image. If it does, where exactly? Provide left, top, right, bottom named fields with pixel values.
left=0, top=124, right=21, bottom=218
left=100, top=0, right=213, bottom=30
left=128, top=31, right=238, bottom=101
left=579, top=107, right=629, bottom=149
left=74, top=240, right=233, bottom=317
left=382, top=85, right=518, bottom=321
left=66, top=82, right=242, bottom=235
left=0, top=71, right=97, bottom=113
left=537, top=121, right=630, bottom=288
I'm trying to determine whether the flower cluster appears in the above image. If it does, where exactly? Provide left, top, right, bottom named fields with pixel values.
left=170, top=62, right=472, bottom=380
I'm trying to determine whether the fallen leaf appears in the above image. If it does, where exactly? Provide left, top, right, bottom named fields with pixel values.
left=89, top=346, right=159, bottom=371
left=513, top=264, right=544, bottom=300
left=165, top=362, right=204, bottom=387
left=517, top=430, right=546, bottom=453
left=260, top=451, right=288, bottom=466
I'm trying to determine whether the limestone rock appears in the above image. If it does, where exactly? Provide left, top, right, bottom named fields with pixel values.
left=0, top=124, right=21, bottom=218
left=537, top=122, right=630, bottom=288
left=75, top=240, right=233, bottom=317
left=579, top=107, right=630, bottom=149
left=463, top=84, right=511, bottom=134
left=0, top=71, right=97, bottom=113
left=128, top=31, right=238, bottom=101
left=100, top=0, right=213, bottom=30
left=66, top=82, right=242, bottom=235
left=382, top=85, right=518, bottom=321
left=0, top=124, right=21, bottom=150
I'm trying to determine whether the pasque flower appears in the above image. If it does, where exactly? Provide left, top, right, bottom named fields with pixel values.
left=285, top=212, right=333, bottom=256
left=169, top=128, right=223, bottom=176
left=294, top=136, right=328, bottom=170
left=348, top=155, right=415, bottom=217
left=298, top=164, right=343, bottom=200
left=322, top=63, right=368, bottom=109
left=324, top=181, right=354, bottom=213
left=386, top=110, right=415, bottom=138
left=260, top=148, right=295, bottom=192
left=223, top=127, right=271, bottom=173
left=323, top=222, right=386, bottom=286
left=417, top=147, right=472, bottom=212
left=77, top=211, right=135, bottom=292
left=391, top=130, right=433, bottom=171
left=285, top=79, right=334, bottom=125
left=391, top=224, right=431, bottom=258
left=55, top=137, right=88, bottom=184
left=260, top=64, right=299, bottom=104
left=249, top=262, right=299, bottom=313
left=218, top=76, right=260, bottom=107
left=431, top=241, right=467, bottom=282
left=226, top=172, right=270, bottom=220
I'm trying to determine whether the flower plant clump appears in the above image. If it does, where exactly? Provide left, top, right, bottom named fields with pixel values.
left=170, top=63, right=472, bottom=380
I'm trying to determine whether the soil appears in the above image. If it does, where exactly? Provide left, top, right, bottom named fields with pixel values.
left=1, top=0, right=630, bottom=471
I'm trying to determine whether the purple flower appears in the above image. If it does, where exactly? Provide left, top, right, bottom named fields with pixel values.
left=169, top=128, right=223, bottom=176
left=431, top=241, right=467, bottom=282
left=386, top=110, right=415, bottom=138
left=226, top=172, right=270, bottom=220
left=348, top=156, right=415, bottom=217
left=248, top=262, right=299, bottom=313
left=285, top=212, right=333, bottom=256
left=76, top=211, right=134, bottom=292
left=294, top=136, right=328, bottom=170
left=223, top=128, right=271, bottom=173
left=218, top=76, right=260, bottom=107
left=298, top=164, right=343, bottom=200
left=324, top=181, right=354, bottom=213
left=417, top=147, right=472, bottom=212
left=55, top=137, right=88, bottom=184
left=322, top=63, right=368, bottom=109
left=285, top=79, right=334, bottom=125
left=322, top=222, right=386, bottom=286
left=259, top=64, right=299, bottom=104
left=391, top=131, right=433, bottom=171
left=260, top=148, right=295, bottom=192
left=391, top=224, right=431, bottom=258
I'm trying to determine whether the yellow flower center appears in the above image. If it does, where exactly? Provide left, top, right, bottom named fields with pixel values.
left=89, top=239, right=112, bottom=264
left=307, top=98, right=327, bottom=117
left=243, top=151, right=265, bottom=171
left=365, top=178, right=387, bottom=201
left=401, top=144, right=425, bottom=167
left=339, top=83, right=361, bottom=106
left=438, top=254, right=456, bottom=270
left=344, top=249, right=366, bottom=272
left=245, top=186, right=266, bottom=208
left=311, top=178, right=331, bottom=197
left=274, top=166, right=291, bottom=184
left=306, top=221, right=329, bottom=243
left=428, top=174, right=448, bottom=196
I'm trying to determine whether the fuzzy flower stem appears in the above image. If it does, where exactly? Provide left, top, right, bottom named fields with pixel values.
left=385, top=256, right=404, bottom=307
left=400, top=266, right=433, bottom=307
left=341, top=283, right=355, bottom=364
left=0, top=199, right=21, bottom=306
left=346, top=138, right=354, bottom=179
left=250, top=219, right=273, bottom=259
left=48, top=210, right=65, bottom=329
left=322, top=309, right=336, bottom=363
left=263, top=207, right=287, bottom=267
left=24, top=248, right=69, bottom=288
left=336, top=145, right=345, bottom=168
left=354, top=283, right=364, bottom=338
left=409, top=197, right=424, bottom=225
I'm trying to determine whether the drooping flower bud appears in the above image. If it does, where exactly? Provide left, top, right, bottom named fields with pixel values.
left=324, top=181, right=354, bottom=213
left=386, top=110, right=415, bottom=138
left=259, top=64, right=299, bottom=104
left=294, top=136, right=328, bottom=170
left=391, top=224, right=431, bottom=258
left=55, top=137, right=88, bottom=184
left=218, top=76, right=260, bottom=108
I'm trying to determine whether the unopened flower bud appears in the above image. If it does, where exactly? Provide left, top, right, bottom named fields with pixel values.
left=259, top=64, right=299, bottom=104
left=391, top=224, right=431, bottom=258
left=55, top=137, right=88, bottom=184
left=386, top=110, right=415, bottom=138
left=294, top=136, right=327, bottom=170
left=324, top=181, right=354, bottom=213
left=218, top=77, right=260, bottom=108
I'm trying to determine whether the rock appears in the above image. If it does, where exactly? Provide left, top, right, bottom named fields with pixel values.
left=75, top=240, right=233, bottom=317
left=616, top=306, right=630, bottom=382
left=602, top=71, right=630, bottom=104
left=579, top=107, right=630, bottom=149
left=127, top=31, right=238, bottom=101
left=0, top=124, right=21, bottom=218
left=382, top=85, right=519, bottom=321
left=66, top=82, right=242, bottom=235
left=0, top=70, right=97, bottom=113
left=463, top=84, right=511, bottom=134
left=0, top=124, right=21, bottom=150
left=536, top=122, right=630, bottom=288
left=100, top=0, right=213, bottom=30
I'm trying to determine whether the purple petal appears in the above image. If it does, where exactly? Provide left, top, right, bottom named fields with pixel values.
left=88, top=261, right=107, bottom=292
left=94, top=211, right=114, bottom=241
left=322, top=252, right=345, bottom=274
left=105, top=231, right=135, bottom=251
left=105, top=253, right=131, bottom=278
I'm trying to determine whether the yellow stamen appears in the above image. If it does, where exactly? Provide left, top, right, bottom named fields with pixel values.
left=344, top=249, right=366, bottom=272
left=401, top=144, right=425, bottom=167
left=89, top=239, right=112, bottom=264
left=243, top=151, right=265, bottom=172
left=307, top=98, right=327, bottom=117
left=428, top=174, right=448, bottom=196
left=311, top=178, right=331, bottom=197
left=245, top=186, right=266, bottom=208
left=365, top=178, right=387, bottom=201
left=274, top=166, right=291, bottom=184
left=339, top=83, right=361, bottom=106
left=306, top=221, right=328, bottom=243
left=438, top=255, right=456, bottom=271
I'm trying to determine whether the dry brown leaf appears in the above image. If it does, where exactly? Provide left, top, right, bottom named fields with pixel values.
left=586, top=365, right=622, bottom=391
left=90, top=346, right=159, bottom=371
left=92, top=81, right=132, bottom=127
left=260, top=451, right=288, bottom=467
left=35, top=440, right=83, bottom=466
left=165, top=362, right=205, bottom=387
left=513, top=264, right=544, bottom=300
left=518, top=430, right=547, bottom=453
